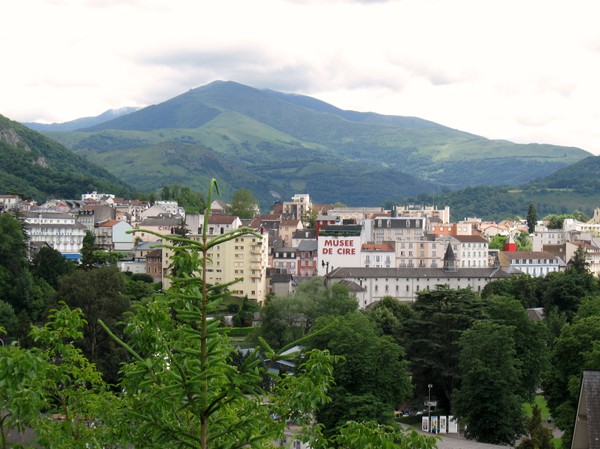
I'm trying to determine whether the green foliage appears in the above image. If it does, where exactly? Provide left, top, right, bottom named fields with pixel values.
left=453, top=321, right=525, bottom=445
left=541, top=270, right=599, bottom=320
left=161, top=183, right=207, bottom=213
left=256, top=277, right=358, bottom=349
left=543, top=314, right=600, bottom=447
left=308, top=312, right=413, bottom=435
left=0, top=114, right=133, bottom=201
left=527, top=203, right=538, bottom=234
left=404, top=286, right=486, bottom=411
left=227, top=188, right=259, bottom=218
left=517, top=404, right=553, bottom=449
left=484, top=296, right=549, bottom=401
left=331, top=420, right=438, bottom=449
left=55, top=266, right=131, bottom=384
left=488, top=234, right=507, bottom=250
left=31, top=245, right=75, bottom=289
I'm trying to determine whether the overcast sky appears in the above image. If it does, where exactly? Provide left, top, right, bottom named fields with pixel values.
left=3, top=0, right=600, bottom=154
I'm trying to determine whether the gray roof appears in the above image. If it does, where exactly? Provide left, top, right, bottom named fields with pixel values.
left=572, top=370, right=600, bottom=449
left=297, top=240, right=318, bottom=251
left=326, top=266, right=513, bottom=280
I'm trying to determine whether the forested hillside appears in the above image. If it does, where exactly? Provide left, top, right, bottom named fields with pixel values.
left=0, top=114, right=134, bottom=201
left=37, top=81, right=590, bottom=208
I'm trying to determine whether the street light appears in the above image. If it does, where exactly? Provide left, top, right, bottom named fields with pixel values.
left=428, top=384, right=433, bottom=433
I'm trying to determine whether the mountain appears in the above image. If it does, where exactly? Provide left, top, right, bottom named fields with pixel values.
left=40, top=81, right=591, bottom=208
left=23, top=107, right=140, bottom=132
left=398, top=155, right=600, bottom=221
left=0, top=114, right=134, bottom=201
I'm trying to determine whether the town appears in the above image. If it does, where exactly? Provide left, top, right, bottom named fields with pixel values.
left=2, top=191, right=598, bottom=306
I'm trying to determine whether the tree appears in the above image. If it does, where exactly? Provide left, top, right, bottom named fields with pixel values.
left=452, top=321, right=524, bottom=445
left=517, top=404, right=553, bottom=449
left=55, top=266, right=131, bottom=384
left=256, top=277, right=357, bottom=349
left=100, top=179, right=338, bottom=449
left=161, top=183, right=206, bottom=214
left=515, top=232, right=532, bottom=251
left=307, top=312, right=413, bottom=436
left=567, top=245, right=590, bottom=274
left=541, top=270, right=599, bottom=320
left=31, top=245, right=75, bottom=289
left=527, top=203, right=538, bottom=234
left=484, top=295, right=549, bottom=401
left=488, top=234, right=507, bottom=250
left=543, top=315, right=600, bottom=447
left=404, top=286, right=486, bottom=411
left=227, top=188, right=258, bottom=219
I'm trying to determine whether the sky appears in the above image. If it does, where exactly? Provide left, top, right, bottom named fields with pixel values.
left=3, top=0, right=600, bottom=154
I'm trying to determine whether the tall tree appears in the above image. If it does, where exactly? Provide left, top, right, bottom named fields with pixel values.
left=227, top=188, right=259, bottom=218
left=543, top=314, right=600, bottom=447
left=31, top=245, right=75, bottom=289
left=567, top=245, right=590, bottom=274
left=517, top=404, right=553, bottom=449
left=526, top=203, right=537, bottom=234
left=452, top=321, right=524, bottom=445
left=308, top=312, right=413, bottom=436
left=404, top=286, right=486, bottom=410
left=55, top=266, right=131, bottom=384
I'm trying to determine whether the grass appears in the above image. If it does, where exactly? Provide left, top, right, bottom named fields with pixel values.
left=523, top=394, right=551, bottom=421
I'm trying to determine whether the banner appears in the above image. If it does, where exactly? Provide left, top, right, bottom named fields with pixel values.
left=431, top=416, right=438, bottom=434
left=421, top=416, right=429, bottom=432
left=440, top=416, right=447, bottom=433
left=448, top=415, right=458, bottom=433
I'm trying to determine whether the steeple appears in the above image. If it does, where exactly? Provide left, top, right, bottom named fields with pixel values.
left=443, top=242, right=458, bottom=272
left=504, top=232, right=517, bottom=252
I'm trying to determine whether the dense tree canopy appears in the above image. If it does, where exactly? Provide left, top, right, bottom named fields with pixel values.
left=453, top=321, right=525, bottom=445
left=227, top=188, right=259, bottom=219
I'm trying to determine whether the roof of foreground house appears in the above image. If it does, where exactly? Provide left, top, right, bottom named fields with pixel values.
left=572, top=370, right=600, bottom=449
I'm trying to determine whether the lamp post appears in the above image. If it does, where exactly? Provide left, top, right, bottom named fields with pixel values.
left=321, top=260, right=330, bottom=274
left=428, top=383, right=433, bottom=433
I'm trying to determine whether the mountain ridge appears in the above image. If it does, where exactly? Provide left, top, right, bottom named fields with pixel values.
left=24, top=80, right=592, bottom=209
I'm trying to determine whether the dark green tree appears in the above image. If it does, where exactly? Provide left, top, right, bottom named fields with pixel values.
left=543, top=315, right=600, bottom=447
left=541, top=270, right=599, bottom=320
left=404, top=286, right=486, bottom=410
left=256, top=277, right=357, bottom=349
left=484, top=295, right=549, bottom=401
left=567, top=245, right=590, bottom=274
left=227, top=188, right=258, bottom=219
left=31, top=245, right=75, bottom=289
left=55, top=266, right=131, bottom=384
left=517, top=404, right=553, bottom=449
left=308, top=312, right=413, bottom=436
left=453, top=321, right=524, bottom=445
left=527, top=203, right=538, bottom=234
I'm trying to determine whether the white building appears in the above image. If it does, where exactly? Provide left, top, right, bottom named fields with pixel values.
left=22, top=211, right=86, bottom=261
left=498, top=251, right=563, bottom=277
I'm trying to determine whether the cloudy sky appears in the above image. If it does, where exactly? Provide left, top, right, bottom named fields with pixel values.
left=3, top=0, right=600, bottom=154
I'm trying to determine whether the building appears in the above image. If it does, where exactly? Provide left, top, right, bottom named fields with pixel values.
left=0, top=194, right=20, bottom=211
left=571, top=370, right=600, bottom=449
left=94, top=220, right=134, bottom=252
left=136, top=214, right=184, bottom=242
left=162, top=223, right=270, bottom=304
left=362, top=243, right=395, bottom=268
left=22, top=211, right=86, bottom=261
left=318, top=225, right=363, bottom=276
left=498, top=251, right=563, bottom=277
left=325, top=264, right=513, bottom=308
left=272, top=247, right=298, bottom=275
left=145, top=249, right=163, bottom=283
left=77, top=204, right=116, bottom=232
left=393, top=205, right=451, bottom=223
left=282, top=194, right=311, bottom=221
left=371, top=216, right=427, bottom=244
left=296, top=240, right=318, bottom=276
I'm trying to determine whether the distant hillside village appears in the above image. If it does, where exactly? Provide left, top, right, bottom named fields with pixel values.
left=2, top=191, right=599, bottom=307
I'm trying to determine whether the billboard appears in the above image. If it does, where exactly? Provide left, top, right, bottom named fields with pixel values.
left=318, top=235, right=362, bottom=275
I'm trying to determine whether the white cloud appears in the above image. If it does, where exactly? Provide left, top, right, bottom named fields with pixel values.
left=2, top=0, right=600, bottom=153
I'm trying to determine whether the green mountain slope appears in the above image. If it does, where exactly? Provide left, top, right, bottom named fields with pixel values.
left=41, top=81, right=591, bottom=208
left=0, top=114, right=134, bottom=201
left=400, top=156, right=600, bottom=221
